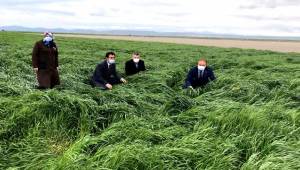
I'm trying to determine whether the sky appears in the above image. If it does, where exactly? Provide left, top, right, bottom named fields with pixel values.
left=0, top=0, right=299, bottom=36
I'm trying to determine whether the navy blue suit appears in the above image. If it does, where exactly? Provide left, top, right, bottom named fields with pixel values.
left=90, top=61, right=121, bottom=89
left=125, top=59, right=146, bottom=76
left=184, top=66, right=216, bottom=88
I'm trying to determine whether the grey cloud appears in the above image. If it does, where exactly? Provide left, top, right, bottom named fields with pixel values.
left=0, top=0, right=76, bottom=16
left=262, top=24, right=300, bottom=33
left=0, top=0, right=77, bottom=6
left=132, top=0, right=179, bottom=7
left=239, top=0, right=300, bottom=9
left=90, top=8, right=122, bottom=17
left=90, top=11, right=106, bottom=17
left=239, top=4, right=260, bottom=10
left=33, top=9, right=75, bottom=16
left=236, top=14, right=300, bottom=21
left=4, top=6, right=76, bottom=16
left=158, top=12, right=190, bottom=17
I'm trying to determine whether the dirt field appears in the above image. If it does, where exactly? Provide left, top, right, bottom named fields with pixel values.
left=54, top=34, right=300, bottom=53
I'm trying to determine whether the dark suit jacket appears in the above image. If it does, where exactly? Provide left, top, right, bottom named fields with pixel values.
left=32, top=40, right=58, bottom=70
left=91, top=61, right=121, bottom=85
left=184, top=66, right=216, bottom=88
left=125, top=59, right=146, bottom=75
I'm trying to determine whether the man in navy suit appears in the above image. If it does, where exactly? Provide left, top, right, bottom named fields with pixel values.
left=125, top=52, right=146, bottom=76
left=183, top=59, right=216, bottom=89
left=91, top=52, right=127, bottom=90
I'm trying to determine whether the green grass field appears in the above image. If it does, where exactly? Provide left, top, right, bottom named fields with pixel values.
left=0, top=32, right=299, bottom=169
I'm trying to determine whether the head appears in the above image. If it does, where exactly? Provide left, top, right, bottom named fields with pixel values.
left=105, top=51, right=116, bottom=64
left=132, top=52, right=140, bottom=63
left=43, top=32, right=54, bottom=42
left=197, top=59, right=207, bottom=70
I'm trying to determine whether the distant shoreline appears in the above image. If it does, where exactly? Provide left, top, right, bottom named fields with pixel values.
left=16, top=31, right=300, bottom=53
left=20, top=31, right=300, bottom=42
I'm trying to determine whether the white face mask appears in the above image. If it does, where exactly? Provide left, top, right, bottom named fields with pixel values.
left=43, top=36, right=53, bottom=42
left=108, top=59, right=115, bottom=64
left=198, top=65, right=206, bottom=71
left=133, top=58, right=140, bottom=63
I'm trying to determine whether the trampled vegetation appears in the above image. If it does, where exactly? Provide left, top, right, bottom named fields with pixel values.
left=0, top=32, right=299, bottom=169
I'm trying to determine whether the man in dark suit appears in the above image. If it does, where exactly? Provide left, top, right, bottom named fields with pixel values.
left=125, top=52, right=146, bottom=76
left=183, top=59, right=216, bottom=89
left=91, top=52, right=127, bottom=90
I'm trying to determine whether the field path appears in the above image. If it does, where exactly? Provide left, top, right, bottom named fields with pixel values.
left=51, top=34, right=300, bottom=53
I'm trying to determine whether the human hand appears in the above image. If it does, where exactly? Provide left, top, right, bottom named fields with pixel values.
left=105, top=83, right=113, bottom=89
left=120, top=78, right=127, bottom=83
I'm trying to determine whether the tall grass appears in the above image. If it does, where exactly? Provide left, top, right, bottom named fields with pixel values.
left=0, top=32, right=299, bottom=169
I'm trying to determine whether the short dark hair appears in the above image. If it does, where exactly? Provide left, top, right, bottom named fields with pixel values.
left=133, top=52, right=140, bottom=56
left=105, top=51, right=116, bottom=58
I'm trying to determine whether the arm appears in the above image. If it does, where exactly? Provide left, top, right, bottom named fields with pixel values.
left=54, top=43, right=59, bottom=68
left=185, top=69, right=194, bottom=87
left=140, top=60, right=146, bottom=71
left=209, top=69, right=216, bottom=81
left=125, top=61, right=130, bottom=75
left=95, top=64, right=108, bottom=85
left=113, top=65, right=121, bottom=80
left=32, top=42, right=39, bottom=69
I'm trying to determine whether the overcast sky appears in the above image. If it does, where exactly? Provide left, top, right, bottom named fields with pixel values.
left=0, top=0, right=299, bottom=36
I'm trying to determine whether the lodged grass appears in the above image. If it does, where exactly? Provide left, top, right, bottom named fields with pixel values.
left=0, top=32, right=299, bottom=169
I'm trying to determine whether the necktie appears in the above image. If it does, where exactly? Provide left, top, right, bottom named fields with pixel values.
left=198, top=70, right=202, bottom=79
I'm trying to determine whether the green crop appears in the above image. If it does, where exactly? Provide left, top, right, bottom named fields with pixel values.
left=0, top=32, right=299, bottom=169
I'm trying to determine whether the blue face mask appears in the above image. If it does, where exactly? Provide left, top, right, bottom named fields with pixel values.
left=43, top=36, right=53, bottom=42
left=43, top=36, right=53, bottom=47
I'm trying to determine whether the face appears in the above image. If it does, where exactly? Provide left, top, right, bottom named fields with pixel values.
left=44, top=32, right=53, bottom=39
left=107, top=54, right=116, bottom=61
left=43, top=35, right=53, bottom=42
left=132, top=54, right=140, bottom=63
left=198, top=60, right=207, bottom=67
left=132, top=54, right=140, bottom=60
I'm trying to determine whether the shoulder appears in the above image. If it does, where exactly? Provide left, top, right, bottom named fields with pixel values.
left=188, top=66, right=197, bottom=74
left=52, top=41, right=57, bottom=47
left=206, top=67, right=214, bottom=72
left=191, top=66, right=197, bottom=71
left=98, top=61, right=106, bottom=67
left=35, top=40, right=43, bottom=46
left=126, top=59, right=133, bottom=64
